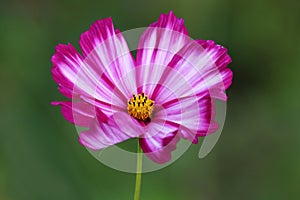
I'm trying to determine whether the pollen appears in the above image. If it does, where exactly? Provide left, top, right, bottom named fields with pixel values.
left=127, top=93, right=154, bottom=121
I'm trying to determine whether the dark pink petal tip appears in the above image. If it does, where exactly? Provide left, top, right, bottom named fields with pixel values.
left=150, top=11, right=188, bottom=35
left=197, top=40, right=233, bottom=90
left=79, top=17, right=119, bottom=56
left=51, top=43, right=83, bottom=98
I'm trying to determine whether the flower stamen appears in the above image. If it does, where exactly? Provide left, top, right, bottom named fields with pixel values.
left=127, top=93, right=154, bottom=121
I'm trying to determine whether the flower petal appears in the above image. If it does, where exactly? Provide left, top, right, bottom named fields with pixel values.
left=136, top=11, right=190, bottom=94
left=79, top=111, right=143, bottom=150
left=139, top=119, right=180, bottom=164
left=153, top=91, right=217, bottom=144
left=51, top=44, right=84, bottom=98
left=51, top=18, right=138, bottom=114
left=51, top=44, right=121, bottom=115
left=167, top=39, right=233, bottom=100
left=140, top=40, right=231, bottom=144
left=79, top=18, right=137, bottom=99
left=134, top=64, right=218, bottom=144
left=51, top=101, right=95, bottom=127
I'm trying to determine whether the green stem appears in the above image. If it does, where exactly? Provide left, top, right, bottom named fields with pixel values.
left=134, top=141, right=143, bottom=200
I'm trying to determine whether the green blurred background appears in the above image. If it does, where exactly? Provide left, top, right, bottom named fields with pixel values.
left=1, top=0, right=300, bottom=199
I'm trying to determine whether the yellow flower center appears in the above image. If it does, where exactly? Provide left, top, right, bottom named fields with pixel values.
left=127, top=93, right=154, bottom=121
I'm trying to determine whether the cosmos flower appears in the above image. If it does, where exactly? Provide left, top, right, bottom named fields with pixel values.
left=51, top=11, right=232, bottom=164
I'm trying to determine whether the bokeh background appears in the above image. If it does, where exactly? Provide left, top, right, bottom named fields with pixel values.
left=1, top=0, right=300, bottom=199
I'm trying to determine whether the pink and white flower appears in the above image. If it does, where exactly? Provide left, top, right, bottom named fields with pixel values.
left=51, top=11, right=232, bottom=164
